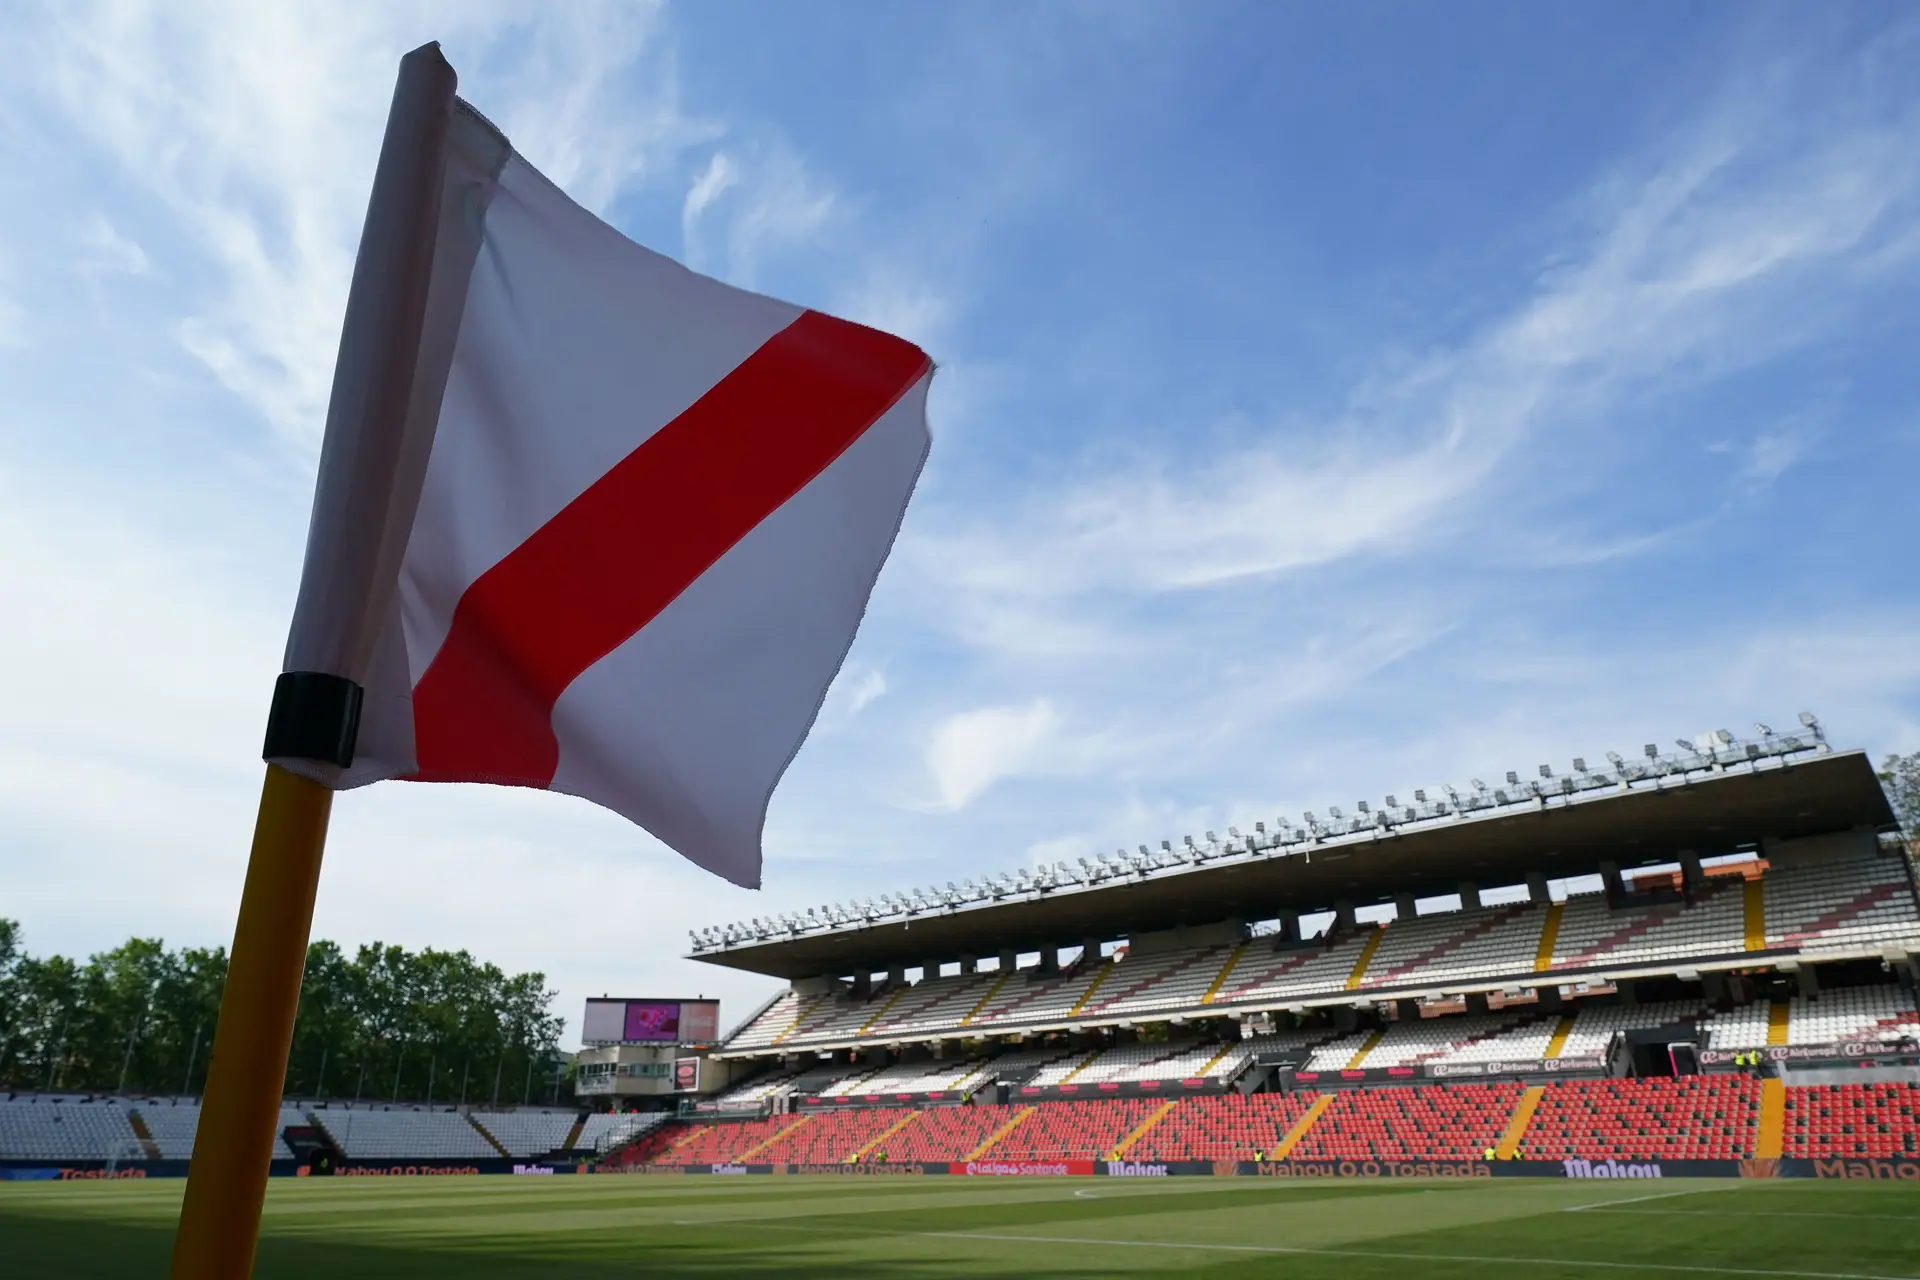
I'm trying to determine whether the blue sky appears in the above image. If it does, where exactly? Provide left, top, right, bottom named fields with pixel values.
left=2, top=2, right=1917, bottom=1036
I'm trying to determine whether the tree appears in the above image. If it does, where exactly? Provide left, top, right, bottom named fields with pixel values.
left=1881, top=751, right=1920, bottom=841
left=0, top=928, right=566, bottom=1102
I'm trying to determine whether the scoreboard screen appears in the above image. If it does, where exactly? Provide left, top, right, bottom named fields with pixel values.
left=582, top=997, right=721, bottom=1045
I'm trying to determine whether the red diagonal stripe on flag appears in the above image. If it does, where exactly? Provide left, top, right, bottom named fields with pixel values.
left=408, top=310, right=930, bottom=786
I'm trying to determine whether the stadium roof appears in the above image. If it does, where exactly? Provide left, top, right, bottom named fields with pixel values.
left=695, top=744, right=1895, bottom=981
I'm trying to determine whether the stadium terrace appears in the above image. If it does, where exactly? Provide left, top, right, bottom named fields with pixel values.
left=685, top=723, right=1907, bottom=1059
left=689, top=717, right=1859, bottom=970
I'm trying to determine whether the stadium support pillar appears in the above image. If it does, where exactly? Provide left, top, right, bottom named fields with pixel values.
left=1704, top=971, right=1727, bottom=1001
left=1599, top=861, right=1624, bottom=899
left=1539, top=984, right=1564, bottom=1012
left=852, top=972, right=872, bottom=998
left=1334, top=901, right=1357, bottom=931
left=923, top=959, right=942, bottom=981
left=997, top=949, right=1016, bottom=973
left=1395, top=998, right=1419, bottom=1022
left=1081, top=938, right=1101, bottom=967
left=1797, top=964, right=1819, bottom=998
left=1458, top=883, right=1481, bottom=910
left=1038, top=948, right=1059, bottom=974
left=887, top=964, right=905, bottom=987
left=960, top=954, right=979, bottom=975
left=1680, top=850, right=1703, bottom=889
left=1393, top=893, right=1418, bottom=920
left=1275, top=910, right=1300, bottom=944
left=1526, top=873, right=1550, bottom=905
left=1465, top=991, right=1490, bottom=1015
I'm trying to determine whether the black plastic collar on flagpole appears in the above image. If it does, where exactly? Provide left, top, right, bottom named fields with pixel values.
left=263, top=672, right=364, bottom=767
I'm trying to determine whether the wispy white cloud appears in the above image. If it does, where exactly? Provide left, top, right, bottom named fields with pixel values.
left=24, top=0, right=710, bottom=453
left=911, top=48, right=1920, bottom=628
left=77, top=214, right=150, bottom=278
left=924, top=698, right=1061, bottom=811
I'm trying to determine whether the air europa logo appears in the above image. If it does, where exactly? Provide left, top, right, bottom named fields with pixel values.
left=1562, top=1159, right=1662, bottom=1179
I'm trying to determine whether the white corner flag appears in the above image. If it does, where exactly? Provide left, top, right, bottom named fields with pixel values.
left=273, top=46, right=931, bottom=889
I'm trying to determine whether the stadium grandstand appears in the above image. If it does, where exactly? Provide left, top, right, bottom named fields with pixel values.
left=6, top=719, right=1916, bottom=1178
left=605, top=720, right=1920, bottom=1173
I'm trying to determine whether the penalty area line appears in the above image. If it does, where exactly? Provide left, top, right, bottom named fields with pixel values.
left=1564, top=1185, right=1724, bottom=1213
left=926, top=1230, right=1919, bottom=1280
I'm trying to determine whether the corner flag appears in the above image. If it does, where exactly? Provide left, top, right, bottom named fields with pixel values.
left=170, top=42, right=929, bottom=1278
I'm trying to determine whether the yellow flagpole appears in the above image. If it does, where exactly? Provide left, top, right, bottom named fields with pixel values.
left=168, top=765, right=332, bottom=1278
left=167, top=41, right=458, bottom=1275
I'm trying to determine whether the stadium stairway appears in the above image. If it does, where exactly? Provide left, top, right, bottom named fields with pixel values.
left=1756, top=1078, right=1787, bottom=1160
left=868, top=1105, right=1019, bottom=1164
left=1128, top=1092, right=1321, bottom=1162
left=846, top=1110, right=923, bottom=1162
left=1107, top=1100, right=1179, bottom=1158
left=1199, top=942, right=1248, bottom=1005
left=995, top=1098, right=1158, bottom=1161
left=1344, top=1029, right=1386, bottom=1068
left=468, top=1115, right=511, bottom=1158
left=1533, top=901, right=1564, bottom=972
left=1345, top=928, right=1386, bottom=989
left=125, top=1112, right=163, bottom=1162
left=1494, top=1085, right=1545, bottom=1159
left=1519, top=1076, right=1762, bottom=1162
left=1270, top=1095, right=1333, bottom=1159
left=1288, top=1081, right=1523, bottom=1162
left=966, top=1106, right=1036, bottom=1160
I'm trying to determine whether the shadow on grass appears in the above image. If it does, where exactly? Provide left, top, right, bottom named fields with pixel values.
left=0, top=1207, right=1131, bottom=1280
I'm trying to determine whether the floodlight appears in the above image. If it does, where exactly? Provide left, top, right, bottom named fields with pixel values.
left=1254, top=821, right=1267, bottom=834
left=1538, top=764, right=1552, bottom=778
left=1714, top=729, right=1733, bottom=745
left=1161, top=840, right=1173, bottom=852
left=1755, top=723, right=1774, bottom=737
left=1798, top=711, right=1818, bottom=728
left=1676, top=739, right=1695, bottom=754
left=1506, top=771, right=1519, bottom=785
left=1644, top=744, right=1658, bottom=758
left=1384, top=796, right=1397, bottom=808
left=1404, top=807, right=1417, bottom=821
left=1442, top=785, right=1459, bottom=800
left=1494, top=789, right=1509, bottom=804
left=1571, top=759, right=1586, bottom=773
left=1356, top=801, right=1370, bottom=814
left=1745, top=743, right=1761, bottom=759
left=1229, top=826, right=1242, bottom=839
left=1606, top=751, right=1623, bottom=767
left=1414, top=790, right=1427, bottom=803
left=1303, top=810, right=1316, bottom=824
left=1328, top=806, right=1343, bottom=820
left=1185, top=835, right=1198, bottom=849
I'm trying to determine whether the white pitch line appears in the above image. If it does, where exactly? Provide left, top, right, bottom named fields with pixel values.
left=1564, top=1185, right=1725, bottom=1213
left=927, top=1229, right=1920, bottom=1280
left=1582, top=1220, right=1920, bottom=1228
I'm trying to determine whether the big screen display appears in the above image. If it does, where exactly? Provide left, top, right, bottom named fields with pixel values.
left=622, top=1001, right=681, bottom=1042
left=582, top=998, right=722, bottom=1045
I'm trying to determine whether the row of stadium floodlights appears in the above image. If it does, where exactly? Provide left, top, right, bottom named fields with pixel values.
left=690, top=715, right=1832, bottom=953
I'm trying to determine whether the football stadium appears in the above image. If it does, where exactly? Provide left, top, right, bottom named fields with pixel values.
left=7, top=720, right=1920, bottom=1275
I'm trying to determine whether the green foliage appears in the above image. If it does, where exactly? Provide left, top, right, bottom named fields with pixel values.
left=0, top=921, right=562, bottom=1103
left=1880, top=750, right=1920, bottom=839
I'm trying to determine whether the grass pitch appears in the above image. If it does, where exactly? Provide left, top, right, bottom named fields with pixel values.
left=4, top=1175, right=1918, bottom=1278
